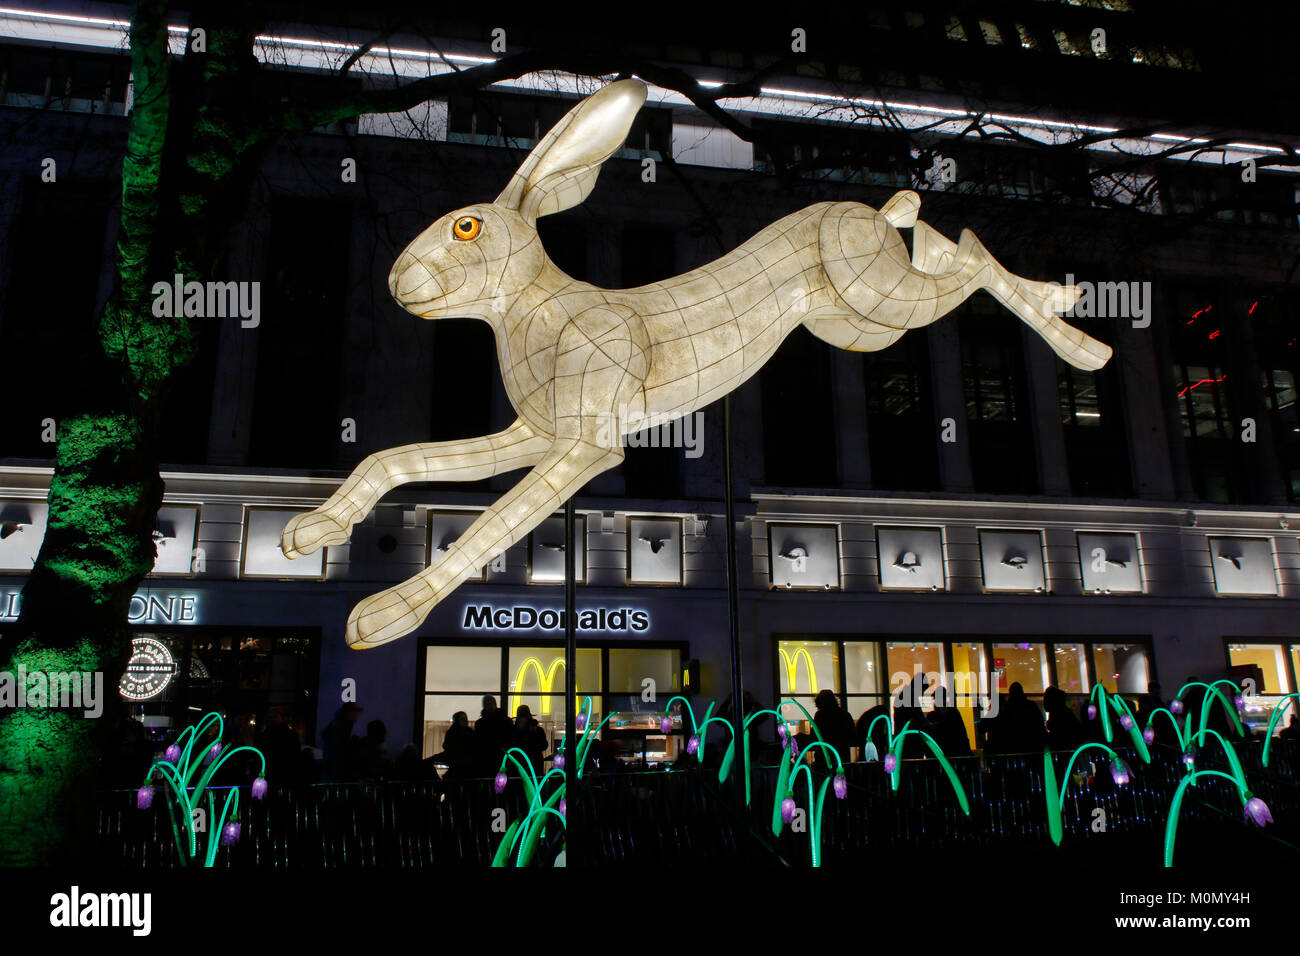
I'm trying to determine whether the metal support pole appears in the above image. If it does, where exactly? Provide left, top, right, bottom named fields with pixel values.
left=724, top=395, right=744, bottom=798
left=564, top=496, right=577, bottom=863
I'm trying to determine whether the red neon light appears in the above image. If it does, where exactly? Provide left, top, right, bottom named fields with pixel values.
left=1248, top=300, right=1259, bottom=314
left=1208, top=330, right=1221, bottom=340
left=1178, top=373, right=1227, bottom=397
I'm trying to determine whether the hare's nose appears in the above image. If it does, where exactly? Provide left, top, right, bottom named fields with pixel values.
left=389, top=253, right=435, bottom=301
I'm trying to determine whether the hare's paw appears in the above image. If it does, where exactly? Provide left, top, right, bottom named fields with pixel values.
left=281, top=508, right=352, bottom=558
left=346, top=588, right=423, bottom=649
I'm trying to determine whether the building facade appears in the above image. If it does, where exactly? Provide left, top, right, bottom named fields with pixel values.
left=1, top=3, right=1298, bottom=764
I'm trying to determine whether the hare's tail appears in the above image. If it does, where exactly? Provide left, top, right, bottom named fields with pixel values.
left=810, top=197, right=1111, bottom=371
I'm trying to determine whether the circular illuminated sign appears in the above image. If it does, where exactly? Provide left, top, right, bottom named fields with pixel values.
left=119, top=637, right=177, bottom=701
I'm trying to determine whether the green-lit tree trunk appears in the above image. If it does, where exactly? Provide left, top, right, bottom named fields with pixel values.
left=0, top=0, right=245, bottom=865
left=0, top=0, right=766, bottom=864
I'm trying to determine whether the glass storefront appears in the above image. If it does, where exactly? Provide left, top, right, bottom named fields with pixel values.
left=420, top=641, right=685, bottom=767
left=774, top=634, right=1151, bottom=750
left=123, top=629, right=319, bottom=744
left=1226, top=641, right=1299, bottom=735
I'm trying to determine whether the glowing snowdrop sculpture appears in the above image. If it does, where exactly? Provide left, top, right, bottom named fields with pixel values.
left=280, top=78, right=1112, bottom=648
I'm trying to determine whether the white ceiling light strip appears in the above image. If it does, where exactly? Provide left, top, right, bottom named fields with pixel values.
left=0, top=6, right=1290, bottom=170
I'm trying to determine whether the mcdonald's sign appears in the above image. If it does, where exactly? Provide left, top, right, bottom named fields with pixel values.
left=509, top=656, right=580, bottom=717
left=779, top=646, right=819, bottom=694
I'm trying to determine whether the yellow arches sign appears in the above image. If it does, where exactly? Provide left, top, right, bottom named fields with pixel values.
left=779, top=646, right=820, bottom=695
left=509, top=656, right=580, bottom=717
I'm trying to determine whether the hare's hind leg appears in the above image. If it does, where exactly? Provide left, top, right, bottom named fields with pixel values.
left=910, top=222, right=1109, bottom=370
left=282, top=419, right=550, bottom=558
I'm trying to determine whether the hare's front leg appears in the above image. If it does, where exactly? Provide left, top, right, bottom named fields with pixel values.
left=281, top=419, right=549, bottom=558
left=345, top=309, right=648, bottom=648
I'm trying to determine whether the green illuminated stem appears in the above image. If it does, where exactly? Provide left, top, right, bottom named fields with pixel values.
left=787, top=763, right=833, bottom=867
left=887, top=720, right=912, bottom=791
left=1089, top=685, right=1113, bottom=743
left=772, top=742, right=794, bottom=837
left=889, top=728, right=969, bottom=815
left=777, top=698, right=824, bottom=742
left=694, top=717, right=738, bottom=781
left=1176, top=681, right=1245, bottom=741
left=794, top=739, right=844, bottom=773
left=662, top=695, right=697, bottom=735
left=1164, top=770, right=1244, bottom=867
left=491, top=819, right=523, bottom=867
left=742, top=708, right=797, bottom=806
left=203, top=787, right=239, bottom=868
left=499, top=749, right=542, bottom=808
left=1188, top=728, right=1248, bottom=801
left=1145, top=707, right=1185, bottom=752
left=1056, top=742, right=1119, bottom=813
left=865, top=713, right=895, bottom=755
left=513, top=788, right=566, bottom=867
left=1262, top=692, right=1300, bottom=767
left=1107, top=694, right=1151, bottom=764
left=1043, top=749, right=1063, bottom=847
left=193, top=745, right=266, bottom=810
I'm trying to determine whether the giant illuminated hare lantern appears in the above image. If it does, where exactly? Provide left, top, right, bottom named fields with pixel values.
left=282, top=78, right=1111, bottom=649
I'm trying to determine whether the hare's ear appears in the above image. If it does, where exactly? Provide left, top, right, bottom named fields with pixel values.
left=496, top=78, right=647, bottom=222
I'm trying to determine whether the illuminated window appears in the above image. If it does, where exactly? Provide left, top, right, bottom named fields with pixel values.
left=1227, top=643, right=1297, bottom=736
left=945, top=17, right=968, bottom=41
left=777, top=639, right=840, bottom=726
left=1053, top=643, right=1091, bottom=694
left=886, top=641, right=945, bottom=712
left=1016, top=24, right=1040, bottom=50
left=1092, top=643, right=1150, bottom=694
left=978, top=21, right=1003, bottom=45
left=994, top=643, right=1050, bottom=695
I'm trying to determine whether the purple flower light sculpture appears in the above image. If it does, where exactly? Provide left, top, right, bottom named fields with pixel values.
left=204, top=742, right=222, bottom=765
left=493, top=771, right=508, bottom=794
left=1170, top=698, right=1184, bottom=715
left=659, top=715, right=672, bottom=735
left=220, top=822, right=240, bottom=846
left=1234, top=694, right=1246, bottom=712
left=553, top=753, right=565, bottom=771
left=137, top=785, right=154, bottom=810
left=1182, top=748, right=1196, bottom=770
left=164, top=744, right=181, bottom=764
left=1243, top=795, right=1273, bottom=828
left=1110, top=756, right=1131, bottom=787
left=780, top=796, right=796, bottom=825
left=251, top=776, right=268, bottom=800
left=833, top=772, right=847, bottom=800
left=776, top=724, right=787, bottom=741
left=686, top=734, right=699, bottom=756
left=883, top=753, right=897, bottom=774
left=1142, top=726, right=1156, bottom=745
left=558, top=797, right=567, bottom=818
left=1119, top=713, right=1134, bottom=731
left=576, top=712, right=587, bottom=732
left=1086, top=704, right=1098, bottom=720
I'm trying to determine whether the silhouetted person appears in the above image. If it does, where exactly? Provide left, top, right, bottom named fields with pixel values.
left=1280, top=712, right=1300, bottom=742
left=985, top=683, right=1046, bottom=754
left=513, top=705, right=548, bottom=776
left=893, top=674, right=929, bottom=759
left=856, top=701, right=891, bottom=762
left=358, top=719, right=391, bottom=780
left=926, top=686, right=971, bottom=757
left=437, top=711, right=475, bottom=781
left=813, top=690, right=856, bottom=769
left=394, top=743, right=435, bottom=782
left=1043, top=686, right=1085, bottom=752
left=320, top=703, right=363, bottom=781
left=297, top=746, right=322, bottom=785
left=256, top=707, right=301, bottom=785
left=474, top=695, right=513, bottom=776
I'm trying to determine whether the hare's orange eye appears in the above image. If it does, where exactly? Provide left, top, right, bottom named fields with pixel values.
left=453, top=216, right=481, bottom=241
